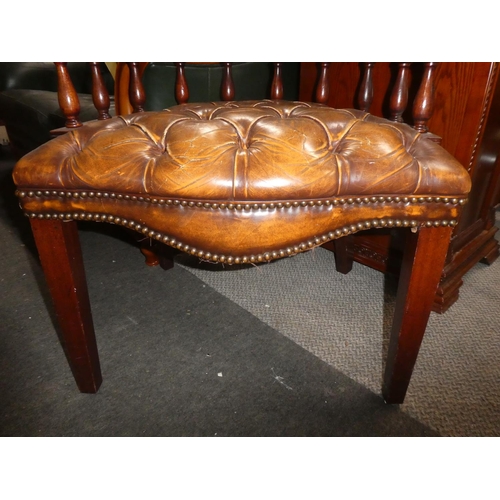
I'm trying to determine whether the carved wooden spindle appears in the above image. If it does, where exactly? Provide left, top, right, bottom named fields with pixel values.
left=413, top=62, right=438, bottom=133
left=271, top=62, right=284, bottom=100
left=221, top=63, right=235, bottom=101
left=315, top=63, right=330, bottom=104
left=54, top=62, right=82, bottom=128
left=89, top=62, right=111, bottom=120
left=127, top=62, right=146, bottom=113
left=358, top=62, right=375, bottom=112
left=175, top=62, right=189, bottom=104
left=389, top=63, right=411, bottom=122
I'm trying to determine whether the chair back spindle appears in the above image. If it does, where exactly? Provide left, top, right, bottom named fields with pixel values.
left=54, top=62, right=82, bottom=128
left=128, top=62, right=146, bottom=113
left=389, top=62, right=411, bottom=122
left=174, top=62, right=189, bottom=104
left=413, top=62, right=438, bottom=133
left=358, top=62, right=375, bottom=112
left=89, top=62, right=111, bottom=120
left=221, top=63, right=235, bottom=101
left=271, top=63, right=284, bottom=100
left=315, top=63, right=331, bottom=104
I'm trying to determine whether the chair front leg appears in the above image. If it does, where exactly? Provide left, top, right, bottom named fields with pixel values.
left=383, top=225, right=452, bottom=404
left=30, top=218, right=102, bottom=393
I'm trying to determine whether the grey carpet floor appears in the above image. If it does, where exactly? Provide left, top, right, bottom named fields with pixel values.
left=177, top=238, right=500, bottom=436
left=1, top=147, right=498, bottom=436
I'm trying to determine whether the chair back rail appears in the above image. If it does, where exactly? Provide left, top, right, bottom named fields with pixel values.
left=53, top=62, right=439, bottom=139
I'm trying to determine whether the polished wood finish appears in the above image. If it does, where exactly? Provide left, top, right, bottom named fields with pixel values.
left=114, top=62, right=148, bottom=115
left=383, top=225, right=452, bottom=403
left=128, top=62, right=146, bottom=112
left=300, top=62, right=500, bottom=312
left=174, top=62, right=189, bottom=104
left=139, top=241, right=175, bottom=270
left=358, top=62, right=375, bottom=112
left=30, top=218, right=102, bottom=393
left=389, top=63, right=411, bottom=122
left=54, top=62, right=82, bottom=128
left=271, top=63, right=284, bottom=100
left=315, top=62, right=330, bottom=104
left=89, top=62, right=111, bottom=120
left=413, top=62, right=438, bottom=133
left=221, top=63, right=235, bottom=101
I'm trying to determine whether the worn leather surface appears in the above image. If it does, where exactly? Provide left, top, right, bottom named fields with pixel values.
left=13, top=100, right=472, bottom=261
left=14, top=100, right=470, bottom=198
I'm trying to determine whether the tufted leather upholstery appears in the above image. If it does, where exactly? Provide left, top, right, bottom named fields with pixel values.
left=14, top=100, right=471, bottom=264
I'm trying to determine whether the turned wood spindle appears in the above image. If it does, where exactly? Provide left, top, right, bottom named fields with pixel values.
left=389, top=63, right=411, bottom=122
left=315, top=63, right=330, bottom=104
left=174, top=63, right=189, bottom=104
left=271, top=63, right=284, bottom=100
left=89, top=62, right=111, bottom=120
left=358, top=62, right=375, bottom=112
left=127, top=63, right=146, bottom=113
left=221, top=63, right=235, bottom=101
left=413, top=62, right=438, bottom=133
left=54, top=62, right=82, bottom=128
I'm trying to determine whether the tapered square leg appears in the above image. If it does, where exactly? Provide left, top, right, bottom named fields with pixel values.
left=383, top=225, right=453, bottom=404
left=30, top=218, right=102, bottom=393
left=334, top=235, right=354, bottom=274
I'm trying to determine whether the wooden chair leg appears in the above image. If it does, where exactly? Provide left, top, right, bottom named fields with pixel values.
left=30, top=218, right=102, bottom=393
left=383, top=225, right=452, bottom=404
left=334, top=235, right=354, bottom=274
left=139, top=240, right=175, bottom=270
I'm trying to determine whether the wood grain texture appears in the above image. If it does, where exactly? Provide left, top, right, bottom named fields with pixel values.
left=383, top=226, right=453, bottom=403
left=54, top=62, right=82, bottom=128
left=30, top=218, right=102, bottom=393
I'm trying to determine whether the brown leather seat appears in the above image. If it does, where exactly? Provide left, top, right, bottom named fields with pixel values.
left=13, top=100, right=470, bottom=263
left=12, top=99, right=471, bottom=404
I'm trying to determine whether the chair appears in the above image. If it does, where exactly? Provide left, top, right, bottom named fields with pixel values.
left=11, top=62, right=471, bottom=404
